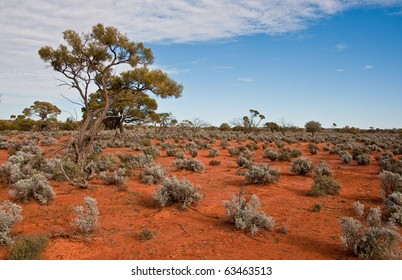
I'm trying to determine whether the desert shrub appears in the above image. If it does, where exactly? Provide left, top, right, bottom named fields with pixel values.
left=289, top=148, right=302, bottom=158
left=153, top=177, right=203, bottom=210
left=189, top=147, right=198, bottom=158
left=90, top=155, right=117, bottom=173
left=223, top=194, right=275, bottom=235
left=228, top=146, right=240, bottom=157
left=143, top=145, right=160, bottom=159
left=7, top=235, right=48, bottom=260
left=311, top=203, right=322, bottom=212
left=315, top=160, right=332, bottom=176
left=379, top=171, right=402, bottom=198
left=140, top=164, right=165, bottom=185
left=289, top=156, right=313, bottom=175
left=237, top=155, right=253, bottom=168
left=138, top=227, right=155, bottom=242
left=339, top=201, right=401, bottom=260
left=245, top=164, right=280, bottom=185
left=378, top=153, right=402, bottom=174
left=209, top=160, right=221, bottom=166
left=40, top=137, right=56, bottom=147
left=172, top=158, right=204, bottom=172
left=308, top=174, right=341, bottom=196
left=72, top=196, right=99, bottom=233
left=10, top=174, right=55, bottom=205
left=356, top=154, right=371, bottom=165
left=308, top=143, right=319, bottom=155
left=323, top=144, right=331, bottom=151
left=100, top=168, right=128, bottom=190
left=117, top=153, right=154, bottom=169
left=48, top=159, right=86, bottom=182
left=340, top=152, right=353, bottom=164
left=208, top=147, right=219, bottom=157
left=263, top=149, right=279, bottom=161
left=385, top=192, right=402, bottom=225
left=0, top=200, right=23, bottom=245
left=278, top=149, right=291, bottom=162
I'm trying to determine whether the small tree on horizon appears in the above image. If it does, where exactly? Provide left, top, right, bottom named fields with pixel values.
left=22, top=101, right=61, bottom=130
left=305, top=120, right=322, bottom=137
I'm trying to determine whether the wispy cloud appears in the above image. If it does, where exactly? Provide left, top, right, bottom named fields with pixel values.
left=336, top=69, right=345, bottom=72
left=336, top=43, right=349, bottom=51
left=362, top=64, right=374, bottom=70
left=238, top=77, right=255, bottom=82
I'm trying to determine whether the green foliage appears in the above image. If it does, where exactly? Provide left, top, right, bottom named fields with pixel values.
left=305, top=120, right=322, bottom=136
left=138, top=227, right=155, bottom=242
left=311, top=204, right=322, bottom=212
left=7, top=235, right=48, bottom=260
left=223, top=194, right=275, bottom=235
left=308, top=174, right=341, bottom=196
left=153, top=177, right=203, bottom=210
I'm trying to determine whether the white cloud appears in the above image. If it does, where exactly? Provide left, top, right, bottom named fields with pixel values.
left=0, top=0, right=400, bottom=119
left=336, top=43, right=349, bottom=51
left=362, top=64, right=374, bottom=70
left=238, top=77, right=255, bottom=82
left=336, top=69, right=345, bottom=72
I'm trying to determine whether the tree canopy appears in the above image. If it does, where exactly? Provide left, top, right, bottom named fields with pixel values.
left=38, top=23, right=183, bottom=174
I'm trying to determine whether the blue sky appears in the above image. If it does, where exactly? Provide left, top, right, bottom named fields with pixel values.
left=1, top=1, right=402, bottom=129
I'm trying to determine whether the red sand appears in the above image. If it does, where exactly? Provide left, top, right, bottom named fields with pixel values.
left=0, top=139, right=395, bottom=260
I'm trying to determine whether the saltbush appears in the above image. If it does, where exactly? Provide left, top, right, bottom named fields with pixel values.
left=100, top=168, right=128, bottom=190
left=245, top=164, right=280, bottom=185
left=140, top=164, right=165, bottom=185
left=0, top=200, right=23, bottom=245
left=315, top=160, right=332, bottom=176
left=72, top=196, right=99, bottom=233
left=223, top=194, right=275, bottom=235
left=385, top=192, right=402, bottom=225
left=173, top=158, right=204, bottom=172
left=308, top=174, right=341, bottom=196
left=153, top=177, right=203, bottom=210
left=289, top=156, right=313, bottom=175
left=263, top=149, right=279, bottom=161
left=10, top=174, right=55, bottom=205
left=379, top=171, right=402, bottom=198
left=340, top=152, right=353, bottom=164
left=339, top=201, right=401, bottom=260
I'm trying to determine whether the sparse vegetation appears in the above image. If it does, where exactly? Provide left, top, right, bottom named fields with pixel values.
left=72, top=196, right=99, bottom=234
left=340, top=201, right=401, bottom=260
left=6, top=235, right=48, bottom=260
left=289, top=156, right=313, bottom=175
left=223, top=194, right=275, bottom=235
left=245, top=164, right=280, bottom=185
left=153, top=177, right=203, bottom=210
left=0, top=200, right=23, bottom=245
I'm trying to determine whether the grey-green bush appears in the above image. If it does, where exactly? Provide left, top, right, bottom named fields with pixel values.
left=153, top=177, right=203, bottom=210
left=10, top=174, right=55, bottom=205
left=380, top=171, right=402, bottom=198
left=223, top=194, right=275, bottom=235
left=140, top=164, right=165, bottom=185
left=72, top=196, right=99, bottom=233
left=308, top=174, right=341, bottom=196
left=0, top=200, right=23, bottom=245
left=339, top=201, right=401, bottom=260
left=289, top=156, right=313, bottom=175
left=385, top=192, right=402, bottom=225
left=172, top=158, right=204, bottom=172
left=245, top=164, right=280, bottom=185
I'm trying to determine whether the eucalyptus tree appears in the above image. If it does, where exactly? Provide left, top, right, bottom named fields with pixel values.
left=39, top=23, right=182, bottom=173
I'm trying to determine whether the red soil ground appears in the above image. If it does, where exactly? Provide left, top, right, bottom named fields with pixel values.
left=0, top=138, right=397, bottom=260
